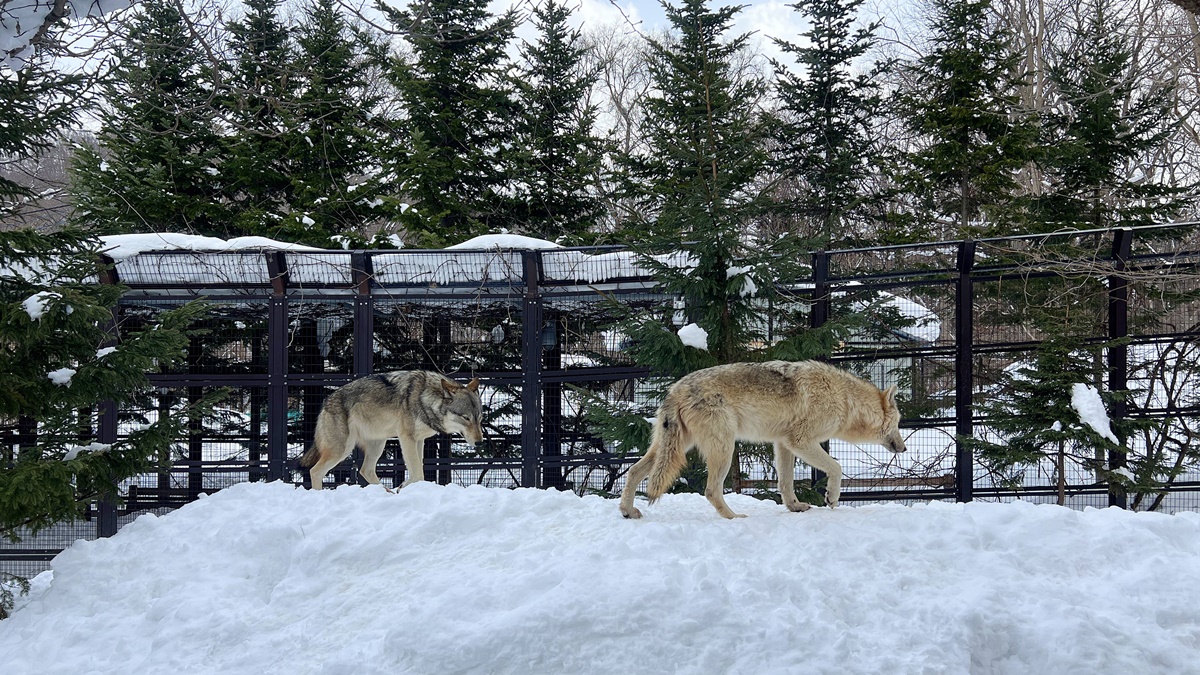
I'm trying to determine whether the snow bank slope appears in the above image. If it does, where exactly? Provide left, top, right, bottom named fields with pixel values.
left=3, top=482, right=1200, bottom=675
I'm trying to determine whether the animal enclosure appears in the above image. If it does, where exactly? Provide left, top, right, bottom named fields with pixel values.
left=4, top=224, right=1200, bottom=576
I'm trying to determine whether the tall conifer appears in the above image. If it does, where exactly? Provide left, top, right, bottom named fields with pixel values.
left=897, top=0, right=1039, bottom=239
left=511, top=0, right=605, bottom=244
left=771, top=0, right=887, bottom=247
left=70, top=0, right=232, bottom=236
left=380, top=0, right=519, bottom=245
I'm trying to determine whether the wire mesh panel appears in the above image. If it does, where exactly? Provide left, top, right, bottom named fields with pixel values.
left=116, top=387, right=271, bottom=507
left=119, top=299, right=272, bottom=376
left=114, top=251, right=271, bottom=288
left=372, top=250, right=525, bottom=287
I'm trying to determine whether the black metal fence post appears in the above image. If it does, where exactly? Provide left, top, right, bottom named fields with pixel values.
left=96, top=254, right=119, bottom=537
left=955, top=240, right=976, bottom=502
left=810, top=251, right=831, bottom=495
left=351, top=252, right=374, bottom=378
left=542, top=318, right=565, bottom=490
left=266, top=252, right=289, bottom=482
left=521, top=250, right=543, bottom=488
left=1107, top=228, right=1132, bottom=509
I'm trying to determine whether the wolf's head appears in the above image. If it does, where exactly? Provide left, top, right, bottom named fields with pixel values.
left=442, top=377, right=484, bottom=445
left=879, top=385, right=907, bottom=454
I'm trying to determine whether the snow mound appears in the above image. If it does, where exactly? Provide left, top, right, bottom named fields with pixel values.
left=446, top=234, right=564, bottom=250
left=3, top=483, right=1200, bottom=674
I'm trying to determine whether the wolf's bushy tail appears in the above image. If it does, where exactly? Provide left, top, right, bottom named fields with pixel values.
left=644, top=399, right=688, bottom=503
left=297, top=445, right=320, bottom=470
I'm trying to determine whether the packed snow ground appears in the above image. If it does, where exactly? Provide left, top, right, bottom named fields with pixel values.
left=3, top=482, right=1200, bottom=675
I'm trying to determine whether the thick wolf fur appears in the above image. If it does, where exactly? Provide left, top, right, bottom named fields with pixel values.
left=297, top=371, right=483, bottom=490
left=618, top=360, right=907, bottom=519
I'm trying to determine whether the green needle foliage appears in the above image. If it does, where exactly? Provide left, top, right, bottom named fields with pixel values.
left=0, top=228, right=212, bottom=617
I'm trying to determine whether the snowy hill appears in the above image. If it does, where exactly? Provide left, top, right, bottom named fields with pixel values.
left=3, top=482, right=1200, bottom=674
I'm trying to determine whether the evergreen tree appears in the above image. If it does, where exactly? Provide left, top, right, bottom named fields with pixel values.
left=221, top=0, right=297, bottom=237
left=965, top=336, right=1132, bottom=505
left=771, top=0, right=888, bottom=247
left=281, top=0, right=388, bottom=247
left=897, top=0, right=1039, bottom=239
left=0, top=228, right=210, bottom=617
left=0, top=50, right=81, bottom=222
left=510, top=0, right=606, bottom=244
left=1033, top=2, right=1191, bottom=232
left=70, top=0, right=233, bottom=237
left=380, top=0, right=519, bottom=245
left=591, top=0, right=852, bottom=497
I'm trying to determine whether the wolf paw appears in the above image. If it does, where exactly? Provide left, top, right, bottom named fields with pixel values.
left=825, top=498, right=839, bottom=509
left=620, top=505, right=643, bottom=519
left=785, top=500, right=811, bottom=513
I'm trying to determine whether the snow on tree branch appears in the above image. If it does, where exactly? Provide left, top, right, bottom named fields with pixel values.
left=0, top=0, right=131, bottom=69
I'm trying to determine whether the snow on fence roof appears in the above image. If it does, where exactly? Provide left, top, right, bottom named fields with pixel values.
left=98, top=232, right=942, bottom=343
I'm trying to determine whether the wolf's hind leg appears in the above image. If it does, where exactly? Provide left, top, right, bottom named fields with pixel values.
left=618, top=451, right=656, bottom=519
left=775, top=443, right=811, bottom=513
left=700, top=440, right=745, bottom=519
left=359, top=438, right=387, bottom=487
left=790, top=440, right=843, bottom=508
left=309, top=436, right=355, bottom=491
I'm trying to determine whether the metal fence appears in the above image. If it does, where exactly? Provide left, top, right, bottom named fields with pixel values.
left=4, top=224, right=1200, bottom=576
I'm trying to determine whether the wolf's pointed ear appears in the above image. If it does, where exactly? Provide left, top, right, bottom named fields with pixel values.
left=467, top=377, right=480, bottom=393
left=884, top=385, right=897, bottom=405
left=441, top=378, right=459, bottom=396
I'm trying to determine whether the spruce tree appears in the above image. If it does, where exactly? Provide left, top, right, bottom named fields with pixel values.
left=0, top=228, right=209, bottom=617
left=0, top=48, right=81, bottom=222
left=380, top=0, right=519, bottom=245
left=1033, top=3, right=1190, bottom=232
left=897, top=0, right=1039, bottom=239
left=510, top=0, right=606, bottom=244
left=70, top=0, right=232, bottom=237
left=771, top=0, right=888, bottom=248
left=965, top=336, right=1130, bottom=505
left=221, top=0, right=297, bottom=238
left=281, top=0, right=388, bottom=247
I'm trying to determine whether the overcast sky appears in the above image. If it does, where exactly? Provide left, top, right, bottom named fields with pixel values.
left=508, top=0, right=921, bottom=69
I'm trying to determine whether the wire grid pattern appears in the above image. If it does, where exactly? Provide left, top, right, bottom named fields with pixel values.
left=114, top=251, right=271, bottom=287
left=286, top=252, right=354, bottom=287
left=372, top=250, right=525, bottom=287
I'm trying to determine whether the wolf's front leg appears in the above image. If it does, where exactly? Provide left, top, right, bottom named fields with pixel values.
left=775, top=443, right=811, bottom=513
left=791, top=440, right=842, bottom=508
left=398, top=434, right=426, bottom=487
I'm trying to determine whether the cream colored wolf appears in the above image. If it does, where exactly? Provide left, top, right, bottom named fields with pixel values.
left=297, top=371, right=483, bottom=490
left=618, top=360, right=907, bottom=519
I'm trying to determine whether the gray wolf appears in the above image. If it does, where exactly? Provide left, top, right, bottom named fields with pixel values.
left=618, top=360, right=907, bottom=519
left=298, top=371, right=483, bottom=490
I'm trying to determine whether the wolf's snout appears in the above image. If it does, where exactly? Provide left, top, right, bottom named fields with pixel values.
left=464, top=425, right=484, bottom=446
left=885, top=431, right=907, bottom=453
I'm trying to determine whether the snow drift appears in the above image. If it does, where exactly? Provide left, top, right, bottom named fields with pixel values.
left=3, top=482, right=1200, bottom=674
